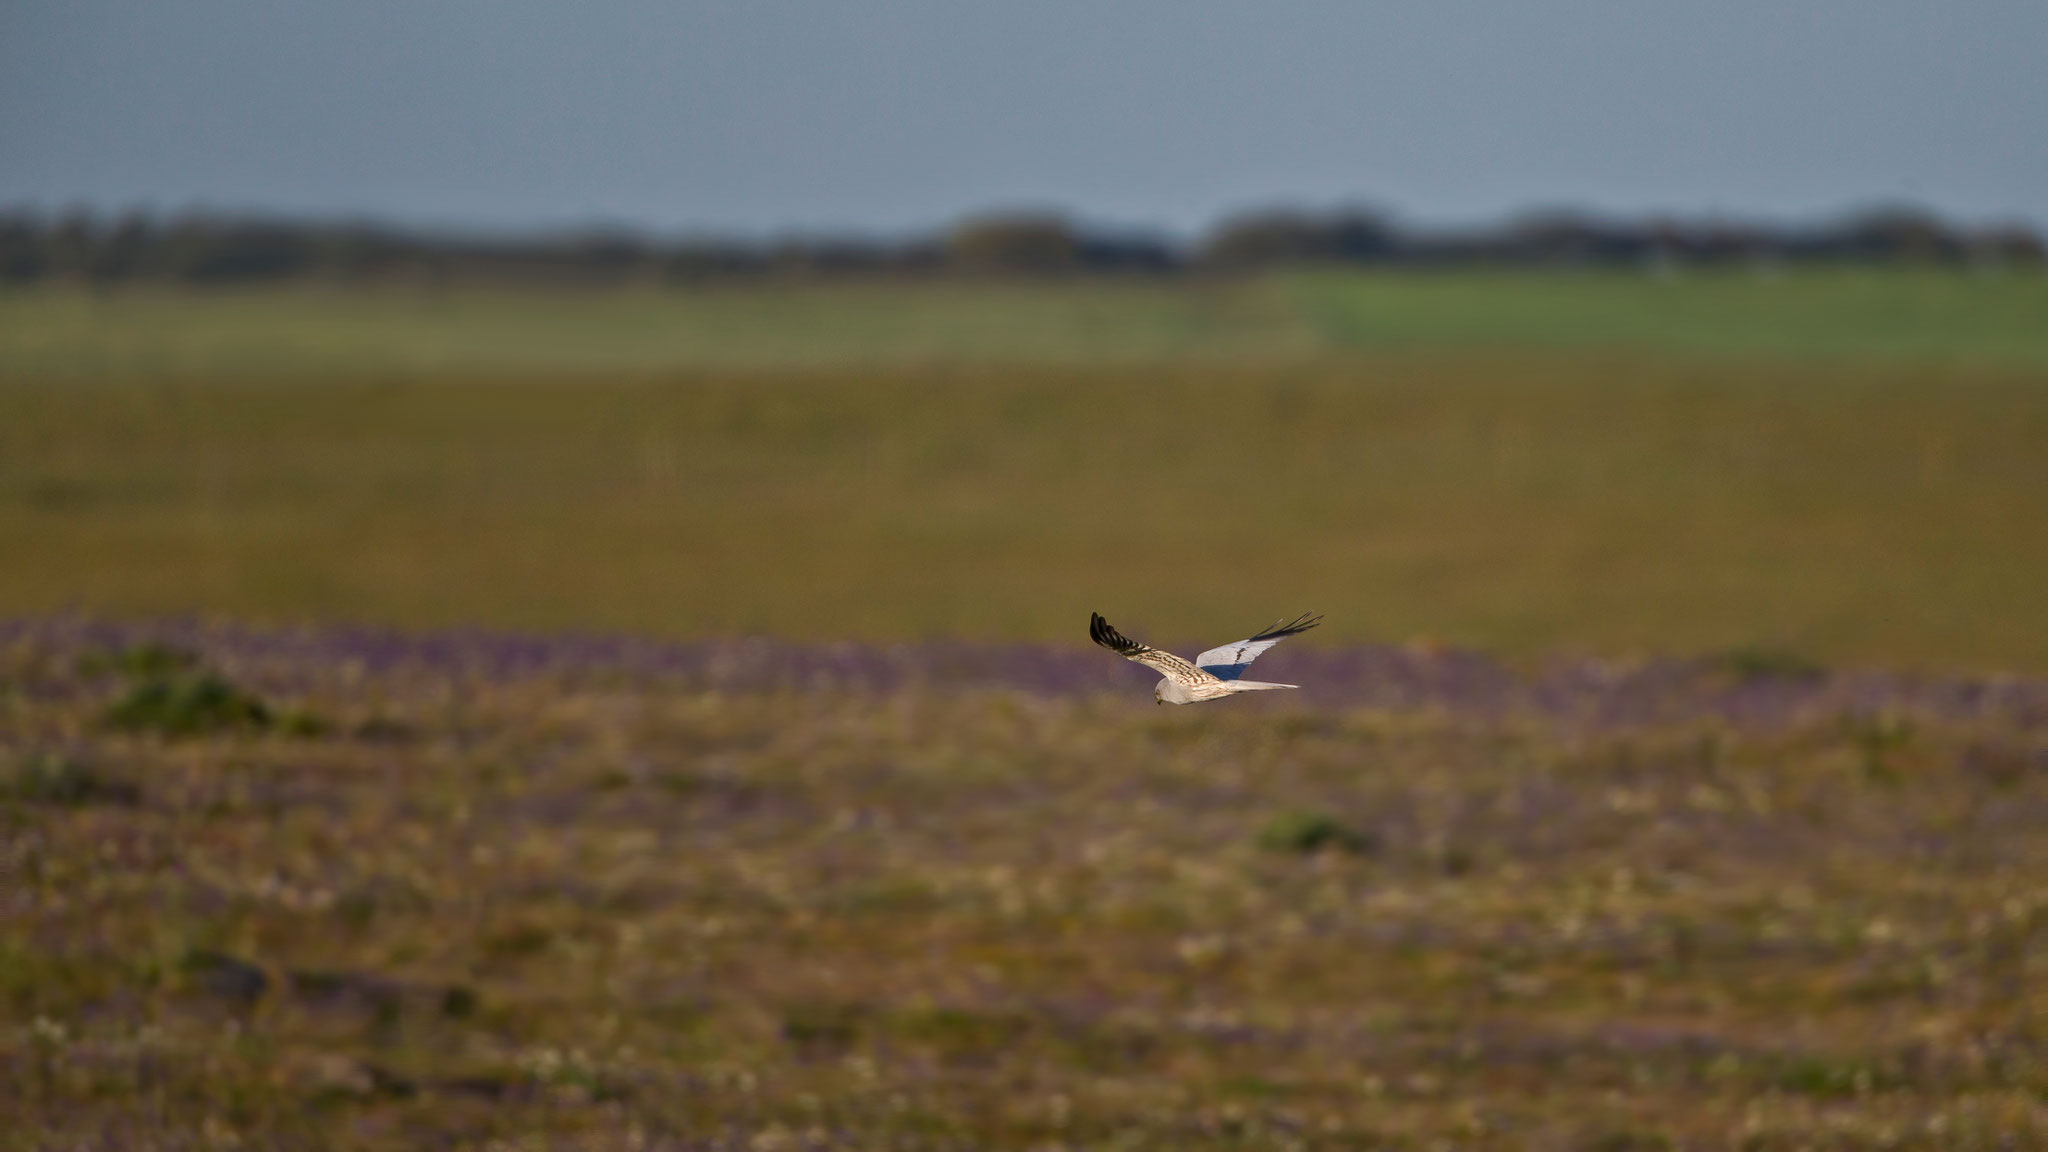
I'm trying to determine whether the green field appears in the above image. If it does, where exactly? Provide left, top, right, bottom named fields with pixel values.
left=7, top=269, right=2048, bottom=376
left=3, top=271, right=2046, bottom=671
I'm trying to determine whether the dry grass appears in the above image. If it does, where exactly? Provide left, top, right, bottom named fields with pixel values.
left=4, top=273, right=2045, bottom=1147
left=4, top=352, right=2046, bottom=672
left=4, top=626, right=2044, bottom=1149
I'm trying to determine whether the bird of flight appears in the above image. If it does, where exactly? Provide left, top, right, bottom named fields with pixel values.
left=1089, top=612, right=1323, bottom=705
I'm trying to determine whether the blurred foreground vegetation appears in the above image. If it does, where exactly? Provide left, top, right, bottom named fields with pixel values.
left=4, top=636, right=2044, bottom=1149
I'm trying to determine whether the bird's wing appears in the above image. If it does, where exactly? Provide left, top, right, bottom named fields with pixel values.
left=1090, top=613, right=1214, bottom=688
left=1195, top=613, right=1323, bottom=681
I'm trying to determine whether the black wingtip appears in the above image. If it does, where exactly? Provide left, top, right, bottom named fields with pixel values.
left=1248, top=612, right=1324, bottom=643
left=1089, top=612, right=1141, bottom=655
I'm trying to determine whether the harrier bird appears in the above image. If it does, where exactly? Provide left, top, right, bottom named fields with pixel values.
left=1089, top=612, right=1322, bottom=705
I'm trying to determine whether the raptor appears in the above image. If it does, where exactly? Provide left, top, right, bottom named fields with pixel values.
left=1089, top=612, right=1322, bottom=705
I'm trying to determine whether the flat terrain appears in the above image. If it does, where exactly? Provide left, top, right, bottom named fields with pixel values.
left=4, top=313, right=2046, bottom=670
left=4, top=273, right=2046, bottom=1148
left=7, top=270, right=2048, bottom=376
left=4, top=623, right=2045, bottom=1150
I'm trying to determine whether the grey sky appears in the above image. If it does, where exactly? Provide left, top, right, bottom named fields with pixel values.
left=4, top=1, right=2045, bottom=237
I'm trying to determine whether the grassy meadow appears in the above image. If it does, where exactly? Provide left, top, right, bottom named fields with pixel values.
left=4, top=270, right=2048, bottom=1149
left=4, top=624, right=2046, bottom=1150
left=7, top=269, right=2048, bottom=377
left=4, top=269, right=2048, bottom=671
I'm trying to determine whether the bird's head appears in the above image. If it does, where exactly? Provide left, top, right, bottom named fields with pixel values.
left=1153, top=683, right=1165, bottom=705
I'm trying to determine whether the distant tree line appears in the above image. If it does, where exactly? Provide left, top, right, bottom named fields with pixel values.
left=1, top=205, right=2040, bottom=286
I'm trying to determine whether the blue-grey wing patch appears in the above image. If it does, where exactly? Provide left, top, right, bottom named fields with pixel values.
left=1195, top=613, right=1323, bottom=680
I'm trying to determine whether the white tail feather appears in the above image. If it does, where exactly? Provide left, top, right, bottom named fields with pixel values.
left=1223, top=680, right=1297, bottom=692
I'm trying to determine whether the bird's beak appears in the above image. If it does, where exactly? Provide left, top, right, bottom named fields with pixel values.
left=1155, top=698, right=1162, bottom=706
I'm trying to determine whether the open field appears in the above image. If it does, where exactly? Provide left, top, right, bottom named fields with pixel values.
left=4, top=620, right=2046, bottom=1150
left=6, top=270, right=2048, bottom=377
left=8, top=271, right=2047, bottom=678
left=4, top=347, right=2046, bottom=672
left=5, top=272, right=2046, bottom=1149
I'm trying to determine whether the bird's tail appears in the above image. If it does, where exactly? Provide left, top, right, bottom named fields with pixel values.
left=1224, top=680, right=1297, bottom=692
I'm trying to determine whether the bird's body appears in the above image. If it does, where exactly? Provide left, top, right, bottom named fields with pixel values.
left=1089, top=612, right=1322, bottom=705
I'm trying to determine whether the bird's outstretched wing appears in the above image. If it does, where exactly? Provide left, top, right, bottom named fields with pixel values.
left=1090, top=613, right=1214, bottom=689
left=1195, top=613, right=1323, bottom=681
